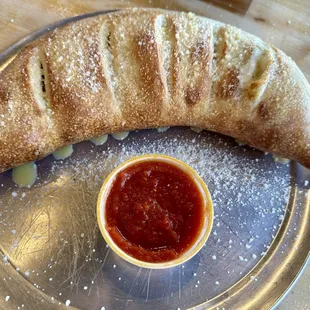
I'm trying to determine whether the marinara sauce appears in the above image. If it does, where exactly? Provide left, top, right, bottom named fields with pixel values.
left=105, top=160, right=205, bottom=263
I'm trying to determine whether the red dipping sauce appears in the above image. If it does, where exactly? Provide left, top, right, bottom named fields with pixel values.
left=105, top=160, right=205, bottom=263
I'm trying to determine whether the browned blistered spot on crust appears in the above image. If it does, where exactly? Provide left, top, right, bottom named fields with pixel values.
left=192, top=43, right=207, bottom=59
left=217, top=28, right=228, bottom=59
left=185, top=88, right=201, bottom=105
left=247, top=80, right=264, bottom=100
left=256, top=100, right=273, bottom=120
left=217, top=68, right=239, bottom=99
left=249, top=80, right=262, bottom=89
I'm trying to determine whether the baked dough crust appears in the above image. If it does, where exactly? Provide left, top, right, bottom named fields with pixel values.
left=0, top=8, right=310, bottom=172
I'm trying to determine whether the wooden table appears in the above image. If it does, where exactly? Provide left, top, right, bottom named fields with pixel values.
left=0, top=0, right=309, bottom=80
left=0, top=1, right=309, bottom=309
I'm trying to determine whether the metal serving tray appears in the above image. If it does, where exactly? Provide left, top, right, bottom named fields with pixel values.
left=0, top=10, right=309, bottom=310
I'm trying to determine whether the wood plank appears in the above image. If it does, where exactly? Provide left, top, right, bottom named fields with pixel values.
left=0, top=0, right=309, bottom=81
left=204, top=0, right=253, bottom=14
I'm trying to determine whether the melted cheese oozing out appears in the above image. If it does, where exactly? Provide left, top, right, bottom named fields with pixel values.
left=111, top=131, right=129, bottom=141
left=12, top=162, right=37, bottom=188
left=90, top=135, right=108, bottom=146
left=53, top=145, right=74, bottom=160
left=272, top=155, right=290, bottom=165
left=10, top=129, right=214, bottom=187
left=157, top=127, right=170, bottom=133
left=190, top=127, right=204, bottom=133
left=235, top=139, right=247, bottom=146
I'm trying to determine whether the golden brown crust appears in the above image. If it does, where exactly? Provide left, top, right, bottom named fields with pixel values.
left=0, top=8, right=310, bottom=172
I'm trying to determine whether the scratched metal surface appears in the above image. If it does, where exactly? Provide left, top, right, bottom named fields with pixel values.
left=0, top=10, right=310, bottom=310
left=0, top=126, right=309, bottom=310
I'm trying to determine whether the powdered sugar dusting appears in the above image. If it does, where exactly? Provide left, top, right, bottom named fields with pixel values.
left=0, top=128, right=293, bottom=309
left=50, top=129, right=290, bottom=215
left=48, top=128, right=290, bottom=266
